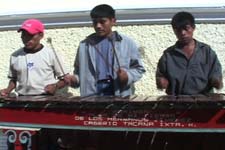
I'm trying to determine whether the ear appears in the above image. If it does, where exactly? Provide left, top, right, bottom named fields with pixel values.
left=111, top=18, right=116, bottom=25
left=39, top=32, right=44, bottom=39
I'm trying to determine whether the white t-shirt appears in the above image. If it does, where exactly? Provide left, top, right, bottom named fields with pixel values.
left=8, top=45, right=67, bottom=95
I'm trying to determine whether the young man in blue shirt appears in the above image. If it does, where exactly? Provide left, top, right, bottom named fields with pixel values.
left=65, top=4, right=145, bottom=97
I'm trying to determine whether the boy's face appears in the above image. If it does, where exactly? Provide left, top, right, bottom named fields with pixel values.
left=21, top=30, right=43, bottom=50
left=173, top=24, right=195, bottom=44
left=92, top=17, right=116, bottom=37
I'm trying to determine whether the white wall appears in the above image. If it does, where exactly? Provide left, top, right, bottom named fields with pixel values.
left=0, top=23, right=225, bottom=97
left=0, top=1, right=225, bottom=97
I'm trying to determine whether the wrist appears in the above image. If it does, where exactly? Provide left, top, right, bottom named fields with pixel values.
left=55, top=83, right=58, bottom=89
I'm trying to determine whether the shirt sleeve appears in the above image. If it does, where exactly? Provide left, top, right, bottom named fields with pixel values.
left=156, top=52, right=167, bottom=78
left=73, top=47, right=80, bottom=86
left=208, top=49, right=222, bottom=84
left=125, top=39, right=146, bottom=86
left=8, top=56, right=17, bottom=80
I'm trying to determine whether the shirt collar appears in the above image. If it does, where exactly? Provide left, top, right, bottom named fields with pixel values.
left=85, top=31, right=122, bottom=45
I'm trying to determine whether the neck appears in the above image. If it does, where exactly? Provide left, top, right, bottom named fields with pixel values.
left=181, top=39, right=196, bottom=59
left=177, top=39, right=195, bottom=48
left=183, top=39, right=195, bottom=49
left=24, top=44, right=43, bottom=53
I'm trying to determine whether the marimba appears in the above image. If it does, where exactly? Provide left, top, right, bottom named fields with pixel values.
left=1, top=94, right=225, bottom=150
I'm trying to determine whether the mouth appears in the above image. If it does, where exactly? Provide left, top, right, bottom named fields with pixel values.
left=25, top=42, right=33, bottom=48
left=96, top=31, right=106, bottom=37
left=180, top=37, right=189, bottom=41
left=96, top=30, right=104, bottom=33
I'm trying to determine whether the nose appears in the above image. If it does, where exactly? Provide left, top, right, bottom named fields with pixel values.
left=95, top=22, right=102, bottom=29
left=180, top=29, right=187, bottom=35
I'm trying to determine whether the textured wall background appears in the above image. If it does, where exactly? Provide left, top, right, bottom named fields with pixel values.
left=0, top=24, right=225, bottom=96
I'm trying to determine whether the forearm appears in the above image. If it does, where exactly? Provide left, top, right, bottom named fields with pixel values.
left=55, top=79, right=66, bottom=89
left=210, top=76, right=223, bottom=89
left=6, top=80, right=17, bottom=92
left=156, top=77, right=169, bottom=89
left=1, top=80, right=17, bottom=96
left=125, top=63, right=145, bottom=86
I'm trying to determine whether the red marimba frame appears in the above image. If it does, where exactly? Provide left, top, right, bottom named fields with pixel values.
left=1, top=94, right=225, bottom=150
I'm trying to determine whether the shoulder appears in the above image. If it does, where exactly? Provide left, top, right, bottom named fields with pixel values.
left=114, top=32, right=138, bottom=50
left=11, top=48, right=26, bottom=58
left=38, top=45, right=56, bottom=55
left=80, top=33, right=96, bottom=44
left=163, top=45, right=176, bottom=54
left=11, top=48, right=25, bottom=57
left=32, top=45, right=57, bottom=59
left=195, top=40, right=217, bottom=56
left=117, top=32, right=135, bottom=43
left=196, top=40, right=211, bottom=50
left=41, top=45, right=52, bottom=52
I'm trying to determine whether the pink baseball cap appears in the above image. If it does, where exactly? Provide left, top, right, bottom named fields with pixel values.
left=18, top=19, right=44, bottom=34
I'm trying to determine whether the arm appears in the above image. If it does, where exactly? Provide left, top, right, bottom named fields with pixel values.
left=1, top=55, right=18, bottom=96
left=117, top=68, right=128, bottom=88
left=44, top=78, right=69, bottom=95
left=0, top=80, right=16, bottom=96
left=156, top=54, right=169, bottom=90
left=118, top=39, right=145, bottom=88
left=208, top=50, right=223, bottom=89
left=71, top=47, right=80, bottom=87
left=156, top=76, right=169, bottom=90
left=44, top=46, right=71, bottom=95
left=210, top=77, right=223, bottom=89
left=46, top=45, right=80, bottom=92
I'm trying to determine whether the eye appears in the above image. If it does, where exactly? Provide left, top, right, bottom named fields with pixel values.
left=99, top=20, right=106, bottom=24
left=92, top=19, right=107, bottom=25
left=184, top=25, right=192, bottom=31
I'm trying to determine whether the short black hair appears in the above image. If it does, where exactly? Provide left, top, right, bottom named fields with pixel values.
left=90, top=4, right=115, bottom=19
left=171, top=11, right=195, bottom=29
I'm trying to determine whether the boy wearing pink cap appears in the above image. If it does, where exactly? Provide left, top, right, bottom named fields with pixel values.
left=0, top=19, right=68, bottom=96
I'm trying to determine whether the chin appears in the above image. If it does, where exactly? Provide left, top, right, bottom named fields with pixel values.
left=96, top=31, right=106, bottom=36
left=25, top=46, right=32, bottom=49
left=97, top=34, right=106, bottom=37
left=25, top=45, right=34, bottom=50
left=179, top=39, right=190, bottom=44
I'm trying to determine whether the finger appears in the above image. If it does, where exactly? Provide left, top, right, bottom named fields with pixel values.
left=64, top=79, right=71, bottom=84
left=1, top=92, right=8, bottom=97
left=117, top=68, right=122, bottom=73
left=44, top=86, right=51, bottom=92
